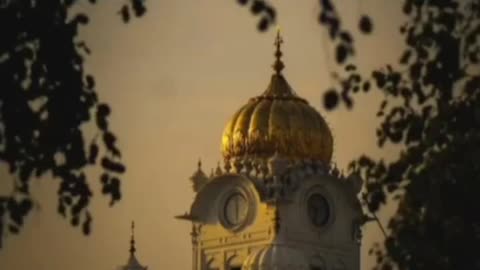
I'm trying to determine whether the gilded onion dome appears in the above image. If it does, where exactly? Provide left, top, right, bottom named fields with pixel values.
left=221, top=31, right=333, bottom=164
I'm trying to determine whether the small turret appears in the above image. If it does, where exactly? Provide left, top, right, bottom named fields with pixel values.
left=190, top=159, right=208, bottom=192
left=214, top=161, right=223, bottom=176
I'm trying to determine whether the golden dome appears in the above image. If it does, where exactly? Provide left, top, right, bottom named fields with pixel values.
left=221, top=31, right=333, bottom=164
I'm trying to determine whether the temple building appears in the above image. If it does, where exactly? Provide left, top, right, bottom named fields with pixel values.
left=177, top=31, right=364, bottom=270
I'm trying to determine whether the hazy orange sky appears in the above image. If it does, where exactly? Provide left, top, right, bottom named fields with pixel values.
left=0, top=1, right=405, bottom=269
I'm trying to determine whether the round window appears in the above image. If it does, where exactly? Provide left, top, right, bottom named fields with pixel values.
left=224, top=192, right=248, bottom=227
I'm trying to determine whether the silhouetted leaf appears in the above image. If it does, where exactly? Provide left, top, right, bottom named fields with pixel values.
left=96, top=104, right=110, bottom=131
left=372, top=71, right=386, bottom=88
left=19, top=199, right=32, bottom=214
left=63, top=196, right=72, bottom=206
left=400, top=50, right=411, bottom=64
left=409, top=62, right=422, bottom=80
left=101, top=157, right=126, bottom=173
left=131, top=0, right=146, bottom=17
left=71, top=216, right=79, bottom=226
left=363, top=81, right=371, bottom=92
left=58, top=202, right=66, bottom=217
left=386, top=183, right=398, bottom=193
left=320, top=0, right=334, bottom=12
left=74, top=13, right=89, bottom=25
left=9, top=225, right=19, bottom=234
left=82, top=212, right=92, bottom=235
left=368, top=190, right=385, bottom=212
left=324, top=89, right=339, bottom=110
left=251, top=0, right=265, bottom=15
left=341, top=89, right=353, bottom=109
left=257, top=17, right=269, bottom=32
left=97, top=103, right=111, bottom=117
left=389, top=132, right=403, bottom=143
left=88, top=143, right=99, bottom=164
left=340, top=31, right=353, bottom=43
left=359, top=15, right=373, bottom=33
left=336, top=44, right=348, bottom=64
left=103, top=132, right=121, bottom=157
left=402, top=2, right=412, bottom=14
left=263, top=6, right=276, bottom=19
left=238, top=0, right=275, bottom=32
left=318, top=12, right=329, bottom=24
left=86, top=75, right=95, bottom=89
left=109, top=177, right=122, bottom=205
left=100, top=173, right=109, bottom=184
left=19, top=165, right=33, bottom=183
left=345, top=64, right=356, bottom=71
left=328, top=18, right=340, bottom=39
left=119, top=5, right=130, bottom=23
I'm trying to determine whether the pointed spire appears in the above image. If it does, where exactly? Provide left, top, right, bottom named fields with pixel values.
left=261, top=28, right=298, bottom=98
left=273, top=27, right=285, bottom=74
left=122, top=221, right=147, bottom=270
left=197, top=158, right=202, bottom=170
left=129, top=221, right=136, bottom=255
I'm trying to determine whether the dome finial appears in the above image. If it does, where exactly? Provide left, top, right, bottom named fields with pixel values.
left=273, top=27, right=285, bottom=74
left=129, top=221, right=136, bottom=255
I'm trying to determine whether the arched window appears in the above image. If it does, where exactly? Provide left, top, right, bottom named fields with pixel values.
left=206, top=257, right=220, bottom=270
left=227, top=255, right=243, bottom=270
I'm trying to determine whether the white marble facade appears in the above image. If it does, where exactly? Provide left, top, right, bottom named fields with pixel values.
left=180, top=31, right=364, bottom=270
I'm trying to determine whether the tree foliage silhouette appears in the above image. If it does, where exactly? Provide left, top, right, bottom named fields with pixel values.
left=0, top=0, right=146, bottom=248
left=315, top=0, right=480, bottom=269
